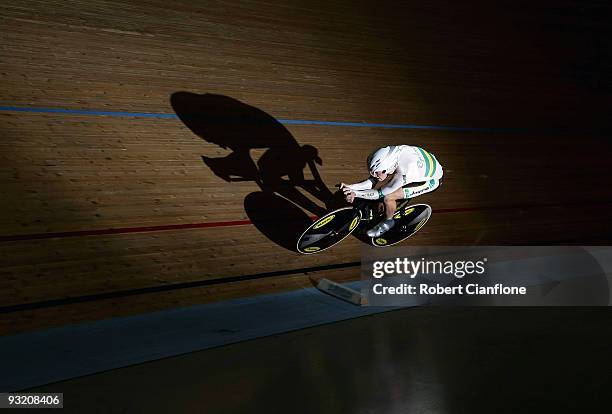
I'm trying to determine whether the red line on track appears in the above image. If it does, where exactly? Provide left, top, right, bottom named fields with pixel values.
left=1, top=200, right=610, bottom=242
left=0, top=219, right=253, bottom=242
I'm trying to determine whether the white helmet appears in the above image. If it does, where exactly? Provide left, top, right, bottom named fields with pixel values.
left=367, top=146, right=400, bottom=176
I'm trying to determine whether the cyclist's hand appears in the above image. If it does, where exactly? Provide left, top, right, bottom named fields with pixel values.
left=340, top=184, right=353, bottom=195
left=345, top=191, right=356, bottom=203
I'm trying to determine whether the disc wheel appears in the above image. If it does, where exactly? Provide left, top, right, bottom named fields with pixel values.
left=297, top=207, right=361, bottom=254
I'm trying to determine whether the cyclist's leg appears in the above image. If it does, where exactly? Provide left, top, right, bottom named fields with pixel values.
left=366, top=189, right=404, bottom=237
left=381, top=187, right=406, bottom=220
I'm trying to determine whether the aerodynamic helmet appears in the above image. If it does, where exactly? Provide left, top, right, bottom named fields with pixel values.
left=367, top=146, right=400, bottom=177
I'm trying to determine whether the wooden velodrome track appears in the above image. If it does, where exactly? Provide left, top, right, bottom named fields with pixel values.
left=1, top=0, right=611, bottom=335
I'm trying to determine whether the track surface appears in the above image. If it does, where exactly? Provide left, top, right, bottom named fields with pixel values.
left=1, top=0, right=612, bottom=334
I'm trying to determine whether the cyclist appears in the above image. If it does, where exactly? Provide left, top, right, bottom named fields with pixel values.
left=340, top=145, right=443, bottom=237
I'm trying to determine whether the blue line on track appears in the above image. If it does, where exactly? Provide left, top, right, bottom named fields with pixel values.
left=277, top=118, right=528, bottom=133
left=0, top=105, right=178, bottom=119
left=0, top=105, right=532, bottom=133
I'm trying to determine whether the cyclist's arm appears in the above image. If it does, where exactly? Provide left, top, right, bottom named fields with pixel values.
left=353, top=175, right=404, bottom=200
left=346, top=177, right=376, bottom=190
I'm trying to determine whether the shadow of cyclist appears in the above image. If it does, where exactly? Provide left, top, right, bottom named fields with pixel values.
left=170, top=92, right=338, bottom=250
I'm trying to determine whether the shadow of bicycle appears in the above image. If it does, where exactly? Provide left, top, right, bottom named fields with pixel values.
left=171, top=92, right=344, bottom=251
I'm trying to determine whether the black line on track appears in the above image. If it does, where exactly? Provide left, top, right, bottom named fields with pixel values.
left=0, top=261, right=360, bottom=314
